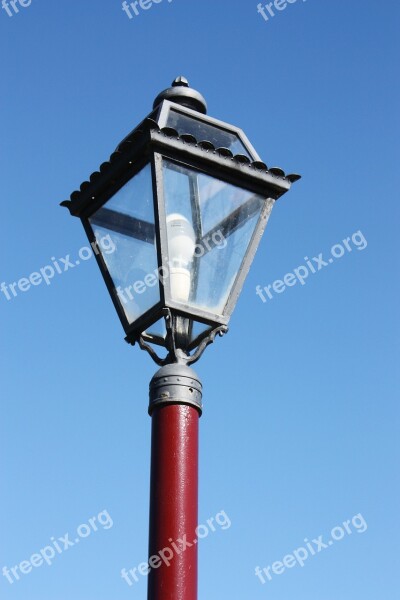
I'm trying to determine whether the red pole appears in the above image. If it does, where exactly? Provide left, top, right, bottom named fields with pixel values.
left=148, top=364, right=202, bottom=600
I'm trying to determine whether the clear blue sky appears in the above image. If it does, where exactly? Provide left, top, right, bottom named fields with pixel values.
left=1, top=1, right=399, bottom=598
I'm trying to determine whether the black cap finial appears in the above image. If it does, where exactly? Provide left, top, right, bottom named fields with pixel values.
left=153, top=76, right=207, bottom=114
left=172, top=76, right=189, bottom=88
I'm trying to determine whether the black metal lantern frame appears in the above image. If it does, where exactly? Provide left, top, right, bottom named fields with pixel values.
left=61, top=80, right=300, bottom=365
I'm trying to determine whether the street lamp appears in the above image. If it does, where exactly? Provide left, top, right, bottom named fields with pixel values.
left=61, top=76, right=300, bottom=600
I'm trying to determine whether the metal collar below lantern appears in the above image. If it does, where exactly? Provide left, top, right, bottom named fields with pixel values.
left=61, top=77, right=300, bottom=365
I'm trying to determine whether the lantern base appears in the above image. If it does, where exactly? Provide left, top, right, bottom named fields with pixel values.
left=134, top=309, right=228, bottom=367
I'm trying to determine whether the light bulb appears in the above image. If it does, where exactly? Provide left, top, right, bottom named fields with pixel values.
left=166, top=213, right=196, bottom=302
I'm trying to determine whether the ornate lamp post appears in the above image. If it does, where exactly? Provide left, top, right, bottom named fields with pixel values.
left=61, top=77, right=300, bottom=600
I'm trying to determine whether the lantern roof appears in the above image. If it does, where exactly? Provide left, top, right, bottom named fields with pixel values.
left=61, top=117, right=300, bottom=217
left=61, top=77, right=300, bottom=217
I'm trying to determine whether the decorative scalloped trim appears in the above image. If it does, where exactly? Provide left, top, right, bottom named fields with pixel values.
left=62, top=119, right=300, bottom=205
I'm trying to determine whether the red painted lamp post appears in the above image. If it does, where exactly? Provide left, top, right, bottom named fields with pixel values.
left=61, top=77, right=300, bottom=599
left=148, top=365, right=201, bottom=599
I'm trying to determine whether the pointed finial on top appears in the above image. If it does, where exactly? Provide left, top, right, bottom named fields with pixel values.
left=172, top=76, right=190, bottom=88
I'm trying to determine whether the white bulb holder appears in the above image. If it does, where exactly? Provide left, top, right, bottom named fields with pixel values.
left=166, top=214, right=195, bottom=302
left=169, top=266, right=191, bottom=302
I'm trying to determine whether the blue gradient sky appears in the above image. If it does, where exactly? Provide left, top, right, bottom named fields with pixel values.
left=0, top=1, right=399, bottom=598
